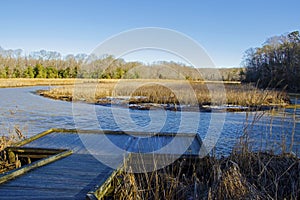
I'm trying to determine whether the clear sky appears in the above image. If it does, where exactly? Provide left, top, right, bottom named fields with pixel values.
left=0, top=0, right=299, bottom=67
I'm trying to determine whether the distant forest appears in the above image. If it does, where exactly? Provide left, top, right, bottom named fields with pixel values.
left=0, top=47, right=242, bottom=81
left=1, top=31, right=300, bottom=92
left=242, top=31, right=300, bottom=92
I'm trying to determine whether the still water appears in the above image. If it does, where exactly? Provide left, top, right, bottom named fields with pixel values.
left=0, top=86, right=299, bottom=156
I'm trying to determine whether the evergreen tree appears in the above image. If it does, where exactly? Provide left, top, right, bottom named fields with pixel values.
left=34, top=64, right=46, bottom=78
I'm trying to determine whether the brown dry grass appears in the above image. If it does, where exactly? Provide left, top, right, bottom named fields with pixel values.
left=0, top=126, right=25, bottom=174
left=0, top=78, right=97, bottom=88
left=108, top=152, right=299, bottom=200
left=38, top=79, right=289, bottom=106
left=0, top=108, right=26, bottom=174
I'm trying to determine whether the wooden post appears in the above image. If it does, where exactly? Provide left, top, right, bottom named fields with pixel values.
left=8, top=150, right=15, bottom=164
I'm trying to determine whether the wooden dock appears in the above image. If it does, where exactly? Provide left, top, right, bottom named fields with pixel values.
left=0, top=129, right=204, bottom=199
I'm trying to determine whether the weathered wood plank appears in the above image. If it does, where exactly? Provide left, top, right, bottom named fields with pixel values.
left=52, top=128, right=198, bottom=137
left=13, top=129, right=55, bottom=147
left=0, top=154, right=115, bottom=199
left=0, top=150, right=72, bottom=184
left=6, top=147, right=67, bottom=154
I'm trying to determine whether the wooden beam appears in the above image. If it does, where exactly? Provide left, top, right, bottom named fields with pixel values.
left=13, top=129, right=55, bottom=147
left=17, top=154, right=51, bottom=159
left=284, top=104, right=300, bottom=109
left=51, top=128, right=198, bottom=138
left=7, top=147, right=67, bottom=154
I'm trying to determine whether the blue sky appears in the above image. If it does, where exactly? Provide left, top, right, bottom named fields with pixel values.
left=0, top=0, right=299, bottom=67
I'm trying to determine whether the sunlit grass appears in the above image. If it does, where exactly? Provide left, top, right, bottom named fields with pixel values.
left=0, top=78, right=95, bottom=88
left=38, top=79, right=289, bottom=106
left=107, top=151, right=299, bottom=199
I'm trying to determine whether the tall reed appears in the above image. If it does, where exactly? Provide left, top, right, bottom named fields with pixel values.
left=0, top=108, right=26, bottom=173
left=39, top=80, right=289, bottom=106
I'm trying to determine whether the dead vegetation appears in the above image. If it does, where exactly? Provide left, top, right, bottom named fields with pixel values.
left=37, top=79, right=289, bottom=107
left=0, top=78, right=95, bottom=88
left=0, top=107, right=26, bottom=174
left=106, top=151, right=299, bottom=200
left=0, top=126, right=25, bottom=174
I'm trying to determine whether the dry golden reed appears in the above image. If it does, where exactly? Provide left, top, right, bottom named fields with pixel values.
left=107, top=152, right=299, bottom=200
left=38, top=79, right=289, bottom=106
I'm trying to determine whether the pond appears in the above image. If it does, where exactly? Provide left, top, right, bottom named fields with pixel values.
left=0, top=86, right=299, bottom=156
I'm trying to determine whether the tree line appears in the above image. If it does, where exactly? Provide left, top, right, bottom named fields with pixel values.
left=0, top=51, right=140, bottom=79
left=242, top=31, right=300, bottom=92
left=0, top=56, right=79, bottom=78
left=0, top=47, right=242, bottom=81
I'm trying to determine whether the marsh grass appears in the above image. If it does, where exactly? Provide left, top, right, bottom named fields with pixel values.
left=38, top=79, right=289, bottom=107
left=0, top=78, right=74, bottom=88
left=107, top=152, right=299, bottom=199
left=0, top=108, right=26, bottom=173
left=0, top=78, right=96, bottom=88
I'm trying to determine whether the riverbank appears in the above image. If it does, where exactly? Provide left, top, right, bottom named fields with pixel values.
left=36, top=79, right=290, bottom=111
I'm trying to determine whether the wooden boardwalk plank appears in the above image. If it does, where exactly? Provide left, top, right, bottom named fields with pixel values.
left=0, top=154, right=114, bottom=199
left=0, top=129, right=203, bottom=199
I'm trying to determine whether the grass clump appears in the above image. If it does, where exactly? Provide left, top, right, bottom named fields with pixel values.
left=0, top=126, right=25, bottom=174
left=0, top=108, right=26, bottom=174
